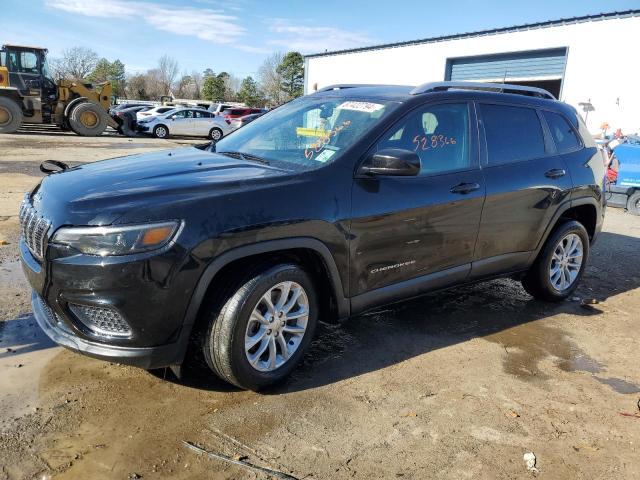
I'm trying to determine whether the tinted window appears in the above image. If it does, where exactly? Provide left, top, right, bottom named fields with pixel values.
left=543, top=111, right=581, bottom=153
left=376, top=103, right=470, bottom=175
left=480, top=104, right=545, bottom=165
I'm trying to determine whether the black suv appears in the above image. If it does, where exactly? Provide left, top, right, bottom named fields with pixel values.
left=20, top=82, right=605, bottom=390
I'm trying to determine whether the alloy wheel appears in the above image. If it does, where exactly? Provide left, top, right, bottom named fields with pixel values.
left=549, top=233, right=583, bottom=291
left=244, top=281, right=309, bottom=372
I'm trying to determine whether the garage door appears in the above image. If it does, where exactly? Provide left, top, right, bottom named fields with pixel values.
left=447, top=48, right=567, bottom=82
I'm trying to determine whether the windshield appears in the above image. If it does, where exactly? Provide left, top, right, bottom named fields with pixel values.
left=213, top=96, right=397, bottom=169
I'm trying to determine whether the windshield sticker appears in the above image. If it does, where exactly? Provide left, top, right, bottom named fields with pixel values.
left=412, top=134, right=457, bottom=151
left=313, top=149, right=335, bottom=163
left=337, top=101, right=385, bottom=113
left=304, top=120, right=351, bottom=161
left=296, top=127, right=330, bottom=137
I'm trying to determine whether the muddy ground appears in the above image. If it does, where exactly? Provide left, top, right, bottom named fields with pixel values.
left=1, top=129, right=639, bottom=479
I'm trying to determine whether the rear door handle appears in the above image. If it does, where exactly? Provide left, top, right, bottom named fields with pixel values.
left=450, top=182, right=480, bottom=194
left=545, top=168, right=566, bottom=179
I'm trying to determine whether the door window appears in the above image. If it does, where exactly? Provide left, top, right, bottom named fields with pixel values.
left=376, top=103, right=470, bottom=175
left=543, top=111, right=581, bottom=153
left=480, top=104, right=545, bottom=165
left=20, top=52, right=38, bottom=74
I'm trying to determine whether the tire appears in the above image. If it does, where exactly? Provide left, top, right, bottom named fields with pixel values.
left=202, top=263, right=318, bottom=390
left=522, top=220, right=589, bottom=302
left=209, top=127, right=223, bottom=141
left=627, top=191, right=640, bottom=216
left=68, top=102, right=108, bottom=136
left=153, top=124, right=169, bottom=139
left=0, top=96, right=23, bottom=134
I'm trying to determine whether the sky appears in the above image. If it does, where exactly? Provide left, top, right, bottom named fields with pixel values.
left=3, top=0, right=639, bottom=79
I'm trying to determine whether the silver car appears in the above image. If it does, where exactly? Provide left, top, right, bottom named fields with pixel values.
left=137, top=107, right=235, bottom=140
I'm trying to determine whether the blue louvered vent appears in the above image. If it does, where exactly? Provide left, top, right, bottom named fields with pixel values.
left=448, top=48, right=567, bottom=81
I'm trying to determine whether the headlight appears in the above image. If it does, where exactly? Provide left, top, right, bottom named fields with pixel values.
left=52, top=221, right=180, bottom=256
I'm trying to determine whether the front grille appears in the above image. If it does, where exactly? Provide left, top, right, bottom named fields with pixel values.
left=19, top=196, right=51, bottom=261
left=68, top=303, right=131, bottom=338
left=36, top=295, right=63, bottom=326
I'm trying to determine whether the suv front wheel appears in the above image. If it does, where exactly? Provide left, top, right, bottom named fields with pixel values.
left=202, top=263, right=318, bottom=390
left=522, top=220, right=589, bottom=301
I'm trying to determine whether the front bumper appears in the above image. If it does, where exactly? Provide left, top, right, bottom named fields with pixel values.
left=20, top=239, right=196, bottom=369
left=31, top=292, right=184, bottom=369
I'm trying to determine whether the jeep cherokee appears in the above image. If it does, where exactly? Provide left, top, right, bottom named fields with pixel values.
left=20, top=82, right=605, bottom=390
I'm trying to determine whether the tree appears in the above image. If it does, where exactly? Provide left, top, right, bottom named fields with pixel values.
left=157, top=54, right=179, bottom=95
left=191, top=71, right=203, bottom=99
left=202, top=75, right=223, bottom=101
left=276, top=52, right=304, bottom=100
left=176, top=74, right=194, bottom=99
left=51, top=46, right=99, bottom=80
left=88, top=58, right=126, bottom=96
left=126, top=73, right=148, bottom=100
left=237, top=76, right=262, bottom=107
left=258, top=52, right=286, bottom=105
left=203, top=68, right=215, bottom=79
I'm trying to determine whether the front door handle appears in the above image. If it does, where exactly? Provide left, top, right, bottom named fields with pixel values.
left=450, top=182, right=480, bottom=194
left=545, top=168, right=566, bottom=179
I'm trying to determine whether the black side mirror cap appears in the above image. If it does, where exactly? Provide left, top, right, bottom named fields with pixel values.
left=359, top=148, right=421, bottom=177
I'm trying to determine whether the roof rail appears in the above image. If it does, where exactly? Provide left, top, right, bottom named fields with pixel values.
left=315, top=84, right=377, bottom=93
left=410, top=81, right=556, bottom=99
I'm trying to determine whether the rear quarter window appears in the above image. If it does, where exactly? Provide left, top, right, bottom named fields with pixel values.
left=480, top=104, right=546, bottom=165
left=543, top=111, right=582, bottom=153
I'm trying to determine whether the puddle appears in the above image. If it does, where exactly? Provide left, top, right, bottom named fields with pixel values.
left=485, top=321, right=577, bottom=380
left=485, top=318, right=640, bottom=394
left=594, top=376, right=640, bottom=394
left=558, top=352, right=604, bottom=374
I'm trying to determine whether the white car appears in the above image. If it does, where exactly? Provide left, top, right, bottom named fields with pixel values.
left=137, top=107, right=235, bottom=140
left=136, top=106, right=178, bottom=121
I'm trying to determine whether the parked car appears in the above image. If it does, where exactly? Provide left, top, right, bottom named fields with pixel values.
left=19, top=82, right=605, bottom=390
left=136, top=106, right=180, bottom=121
left=230, top=112, right=264, bottom=129
left=108, top=102, right=153, bottom=114
left=208, top=102, right=245, bottom=116
left=110, top=105, right=152, bottom=135
left=137, top=107, right=234, bottom=139
left=223, top=108, right=265, bottom=121
left=230, top=112, right=265, bottom=129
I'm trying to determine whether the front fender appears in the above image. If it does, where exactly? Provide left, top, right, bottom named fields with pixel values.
left=172, top=237, right=350, bottom=365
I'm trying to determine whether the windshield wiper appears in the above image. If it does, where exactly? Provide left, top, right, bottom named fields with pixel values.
left=218, top=151, right=269, bottom=165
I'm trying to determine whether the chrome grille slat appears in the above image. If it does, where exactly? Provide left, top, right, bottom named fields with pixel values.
left=18, top=196, right=51, bottom=261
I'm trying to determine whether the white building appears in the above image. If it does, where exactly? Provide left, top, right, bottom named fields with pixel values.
left=304, top=10, right=640, bottom=134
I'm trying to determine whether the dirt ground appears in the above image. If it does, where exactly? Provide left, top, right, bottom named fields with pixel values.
left=1, top=128, right=639, bottom=480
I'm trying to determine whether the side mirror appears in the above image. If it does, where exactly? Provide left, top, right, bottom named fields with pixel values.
left=360, top=148, right=421, bottom=177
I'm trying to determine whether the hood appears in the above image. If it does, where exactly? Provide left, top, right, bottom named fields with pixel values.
left=32, top=147, right=291, bottom=226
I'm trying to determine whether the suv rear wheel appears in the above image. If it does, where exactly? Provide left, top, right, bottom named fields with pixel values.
left=522, top=220, right=589, bottom=301
left=202, top=263, right=317, bottom=390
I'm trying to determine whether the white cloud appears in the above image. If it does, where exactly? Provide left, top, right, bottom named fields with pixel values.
left=45, top=0, right=248, bottom=47
left=44, top=1, right=376, bottom=56
left=267, top=19, right=375, bottom=54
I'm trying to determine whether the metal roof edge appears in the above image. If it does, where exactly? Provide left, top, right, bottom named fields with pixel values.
left=304, top=10, right=640, bottom=59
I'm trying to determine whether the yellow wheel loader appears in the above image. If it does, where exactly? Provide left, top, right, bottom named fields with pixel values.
left=0, top=44, right=118, bottom=136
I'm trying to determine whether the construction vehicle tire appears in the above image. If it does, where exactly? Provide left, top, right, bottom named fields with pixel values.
left=68, top=102, right=108, bottom=136
left=0, top=96, right=23, bottom=134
